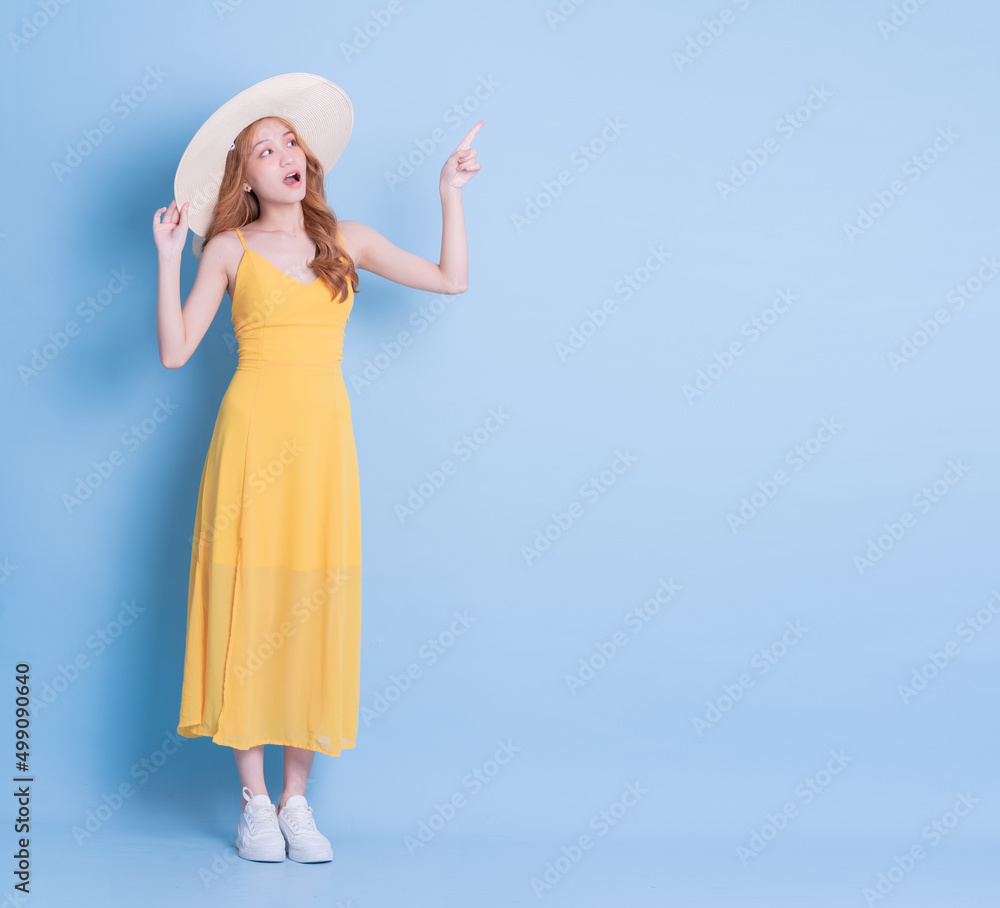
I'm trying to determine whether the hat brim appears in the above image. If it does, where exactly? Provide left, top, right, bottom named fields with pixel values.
left=174, top=72, right=353, bottom=257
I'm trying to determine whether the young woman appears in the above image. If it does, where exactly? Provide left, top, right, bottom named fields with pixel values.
left=153, top=73, right=482, bottom=863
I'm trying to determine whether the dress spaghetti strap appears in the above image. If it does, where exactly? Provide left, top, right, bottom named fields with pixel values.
left=235, top=227, right=249, bottom=251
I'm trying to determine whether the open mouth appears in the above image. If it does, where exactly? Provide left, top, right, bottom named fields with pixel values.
left=283, top=171, right=301, bottom=186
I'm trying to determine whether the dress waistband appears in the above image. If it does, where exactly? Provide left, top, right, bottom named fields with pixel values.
left=234, top=325, right=345, bottom=367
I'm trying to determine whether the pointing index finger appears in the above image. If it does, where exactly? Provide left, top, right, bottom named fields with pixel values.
left=456, top=120, right=484, bottom=151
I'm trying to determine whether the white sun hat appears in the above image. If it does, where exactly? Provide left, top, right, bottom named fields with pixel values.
left=173, top=72, right=353, bottom=258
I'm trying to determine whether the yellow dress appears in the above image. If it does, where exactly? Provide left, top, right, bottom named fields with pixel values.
left=178, top=226, right=361, bottom=757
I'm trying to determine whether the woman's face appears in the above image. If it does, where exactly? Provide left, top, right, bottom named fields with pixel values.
left=243, top=117, right=306, bottom=204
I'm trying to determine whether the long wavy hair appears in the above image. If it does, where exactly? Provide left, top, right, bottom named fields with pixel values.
left=203, top=115, right=358, bottom=304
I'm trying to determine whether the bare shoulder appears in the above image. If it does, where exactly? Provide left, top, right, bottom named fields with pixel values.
left=336, top=219, right=361, bottom=239
left=335, top=219, right=384, bottom=270
left=335, top=219, right=362, bottom=260
left=201, top=228, right=244, bottom=260
left=199, top=229, right=246, bottom=295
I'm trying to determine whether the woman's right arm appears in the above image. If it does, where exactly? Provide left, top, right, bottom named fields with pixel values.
left=153, top=200, right=229, bottom=369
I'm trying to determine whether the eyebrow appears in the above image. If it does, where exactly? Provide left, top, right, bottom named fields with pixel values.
left=252, top=130, right=294, bottom=150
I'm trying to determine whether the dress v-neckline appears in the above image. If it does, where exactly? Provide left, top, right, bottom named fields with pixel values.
left=236, top=228, right=319, bottom=287
left=247, top=249, right=319, bottom=286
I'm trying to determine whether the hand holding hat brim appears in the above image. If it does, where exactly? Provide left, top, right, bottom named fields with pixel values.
left=153, top=200, right=191, bottom=260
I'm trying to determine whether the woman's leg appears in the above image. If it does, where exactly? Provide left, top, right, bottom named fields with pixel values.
left=278, top=746, right=316, bottom=812
left=233, top=744, right=267, bottom=810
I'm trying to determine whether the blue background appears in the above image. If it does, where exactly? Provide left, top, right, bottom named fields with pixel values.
left=2, top=0, right=998, bottom=905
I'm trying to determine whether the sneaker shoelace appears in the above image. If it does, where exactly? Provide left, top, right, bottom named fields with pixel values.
left=281, top=803, right=319, bottom=835
left=246, top=803, right=279, bottom=835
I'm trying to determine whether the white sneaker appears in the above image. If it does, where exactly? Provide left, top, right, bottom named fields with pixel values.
left=277, top=795, right=333, bottom=863
left=236, top=786, right=286, bottom=862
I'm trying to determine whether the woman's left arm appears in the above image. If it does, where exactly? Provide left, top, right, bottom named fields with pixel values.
left=341, top=121, right=483, bottom=296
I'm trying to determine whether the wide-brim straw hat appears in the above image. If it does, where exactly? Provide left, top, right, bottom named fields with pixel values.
left=174, top=72, right=353, bottom=258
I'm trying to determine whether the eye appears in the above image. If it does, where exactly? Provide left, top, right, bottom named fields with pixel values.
left=260, top=139, right=296, bottom=157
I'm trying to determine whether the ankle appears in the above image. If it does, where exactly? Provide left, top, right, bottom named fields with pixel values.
left=277, top=791, right=304, bottom=812
left=242, top=789, right=269, bottom=811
